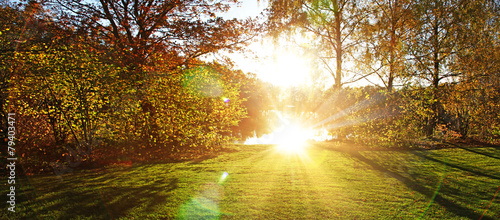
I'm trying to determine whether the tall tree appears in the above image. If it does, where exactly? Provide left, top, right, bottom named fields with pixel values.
left=406, top=0, right=462, bottom=136
left=358, top=0, right=412, bottom=91
left=446, top=0, right=500, bottom=138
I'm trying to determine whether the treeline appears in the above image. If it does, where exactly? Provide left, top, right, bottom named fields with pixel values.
left=315, top=85, right=498, bottom=145
left=1, top=0, right=500, bottom=173
left=266, top=0, right=500, bottom=144
left=0, top=1, right=268, bottom=173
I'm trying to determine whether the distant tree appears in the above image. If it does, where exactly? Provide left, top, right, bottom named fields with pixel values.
left=232, top=74, right=276, bottom=140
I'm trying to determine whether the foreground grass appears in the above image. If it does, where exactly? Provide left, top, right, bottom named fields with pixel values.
left=2, top=142, right=500, bottom=219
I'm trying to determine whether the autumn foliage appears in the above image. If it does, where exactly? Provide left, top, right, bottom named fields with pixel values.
left=0, top=1, right=260, bottom=173
left=1, top=0, right=499, bottom=174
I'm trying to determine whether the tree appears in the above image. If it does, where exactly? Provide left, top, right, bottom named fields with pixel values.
left=445, top=0, right=500, bottom=138
left=12, top=40, right=122, bottom=171
left=47, top=0, right=258, bottom=147
left=1, top=1, right=72, bottom=153
left=405, top=0, right=464, bottom=137
left=358, top=0, right=412, bottom=91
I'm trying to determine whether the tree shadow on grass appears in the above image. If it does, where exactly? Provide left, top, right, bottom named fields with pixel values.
left=0, top=174, right=45, bottom=220
left=446, top=142, right=500, bottom=160
left=99, top=178, right=179, bottom=219
left=19, top=164, right=180, bottom=220
left=340, top=150, right=496, bottom=220
left=410, top=151, right=500, bottom=180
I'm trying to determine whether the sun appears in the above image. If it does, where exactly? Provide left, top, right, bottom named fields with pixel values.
left=274, top=123, right=314, bottom=154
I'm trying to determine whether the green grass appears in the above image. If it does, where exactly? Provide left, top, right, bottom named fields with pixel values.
left=2, top=142, right=500, bottom=219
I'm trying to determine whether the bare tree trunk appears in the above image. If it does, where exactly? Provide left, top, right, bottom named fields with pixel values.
left=388, top=12, right=396, bottom=92
left=426, top=16, right=442, bottom=138
left=334, top=7, right=342, bottom=90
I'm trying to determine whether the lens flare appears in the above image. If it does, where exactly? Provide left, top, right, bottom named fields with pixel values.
left=219, top=172, right=229, bottom=184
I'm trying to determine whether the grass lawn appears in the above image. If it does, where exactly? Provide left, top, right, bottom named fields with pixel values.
left=2, top=142, right=500, bottom=219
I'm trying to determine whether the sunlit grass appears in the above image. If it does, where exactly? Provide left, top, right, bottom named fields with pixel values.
left=2, top=143, right=499, bottom=219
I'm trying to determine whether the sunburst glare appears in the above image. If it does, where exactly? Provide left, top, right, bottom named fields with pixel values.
left=274, top=123, right=313, bottom=154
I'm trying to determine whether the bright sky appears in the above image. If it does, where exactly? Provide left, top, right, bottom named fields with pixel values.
left=219, top=0, right=267, bottom=20
left=217, top=0, right=373, bottom=89
left=217, top=1, right=319, bottom=87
